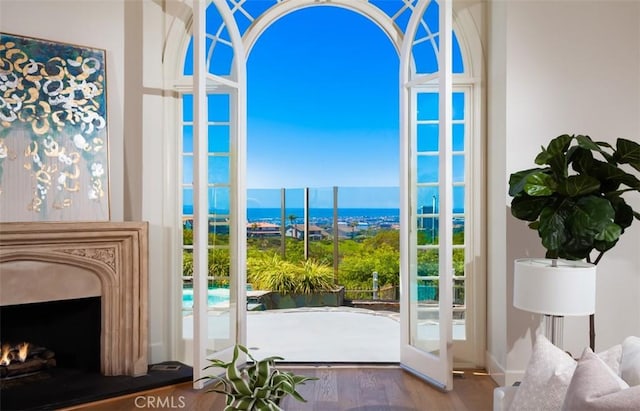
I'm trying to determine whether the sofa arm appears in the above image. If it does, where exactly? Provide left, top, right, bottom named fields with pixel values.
left=493, top=385, right=518, bottom=411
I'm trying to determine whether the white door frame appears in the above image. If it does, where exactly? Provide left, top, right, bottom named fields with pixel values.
left=179, top=0, right=478, bottom=388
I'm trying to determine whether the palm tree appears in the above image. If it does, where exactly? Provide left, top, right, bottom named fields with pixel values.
left=349, top=220, right=359, bottom=239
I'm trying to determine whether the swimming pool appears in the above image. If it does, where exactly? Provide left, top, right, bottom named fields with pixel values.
left=182, top=288, right=230, bottom=309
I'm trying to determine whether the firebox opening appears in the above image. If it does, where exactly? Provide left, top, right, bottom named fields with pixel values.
left=1, top=297, right=101, bottom=373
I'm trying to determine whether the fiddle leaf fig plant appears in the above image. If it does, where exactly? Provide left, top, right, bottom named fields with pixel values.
left=509, top=134, right=640, bottom=264
left=200, top=344, right=317, bottom=411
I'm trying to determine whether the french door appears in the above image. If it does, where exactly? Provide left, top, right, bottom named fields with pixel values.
left=399, top=0, right=454, bottom=390
left=189, top=0, right=247, bottom=388
left=186, top=0, right=456, bottom=391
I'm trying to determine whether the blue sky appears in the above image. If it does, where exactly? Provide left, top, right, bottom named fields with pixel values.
left=246, top=6, right=400, bottom=190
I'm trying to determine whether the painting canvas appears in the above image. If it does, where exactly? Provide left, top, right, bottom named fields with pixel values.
left=0, top=33, right=109, bottom=221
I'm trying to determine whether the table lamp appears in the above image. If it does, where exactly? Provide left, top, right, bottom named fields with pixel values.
left=513, top=258, right=596, bottom=347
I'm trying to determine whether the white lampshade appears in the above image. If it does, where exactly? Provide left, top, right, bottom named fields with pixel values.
left=514, top=258, right=596, bottom=316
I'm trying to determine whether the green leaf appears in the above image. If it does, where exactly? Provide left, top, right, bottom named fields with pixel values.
left=534, top=148, right=552, bottom=166
left=575, top=135, right=600, bottom=151
left=562, top=175, right=600, bottom=196
left=595, top=222, right=622, bottom=242
left=237, top=343, right=258, bottom=363
left=595, top=238, right=618, bottom=253
left=524, top=172, right=557, bottom=196
left=570, top=147, right=594, bottom=174
left=549, top=196, right=616, bottom=260
left=597, top=141, right=614, bottom=150
left=508, top=168, right=546, bottom=196
left=615, top=138, right=640, bottom=171
left=611, top=198, right=634, bottom=230
left=547, top=152, right=569, bottom=179
left=559, top=236, right=593, bottom=260
left=510, top=194, right=552, bottom=221
left=254, top=361, right=272, bottom=388
left=225, top=346, right=252, bottom=396
left=547, top=134, right=573, bottom=156
left=538, top=206, right=569, bottom=252
left=534, top=134, right=572, bottom=166
left=566, top=196, right=615, bottom=238
left=592, top=162, right=640, bottom=191
left=203, top=358, right=231, bottom=370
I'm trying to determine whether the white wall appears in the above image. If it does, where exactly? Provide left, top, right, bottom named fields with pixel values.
left=0, top=0, right=173, bottom=364
left=487, top=0, right=640, bottom=384
left=140, top=0, right=188, bottom=363
left=485, top=0, right=508, bottom=385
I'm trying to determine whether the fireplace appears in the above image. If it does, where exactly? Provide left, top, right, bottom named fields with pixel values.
left=0, top=222, right=149, bottom=377
left=1, top=297, right=101, bottom=378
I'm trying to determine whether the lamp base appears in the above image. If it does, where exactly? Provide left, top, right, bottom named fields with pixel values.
left=545, top=314, right=564, bottom=348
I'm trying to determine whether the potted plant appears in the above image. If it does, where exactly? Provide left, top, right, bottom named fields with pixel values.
left=247, top=253, right=344, bottom=309
left=508, top=134, right=640, bottom=349
left=200, top=344, right=317, bottom=410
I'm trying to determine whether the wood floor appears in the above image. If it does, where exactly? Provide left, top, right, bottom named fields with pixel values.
left=62, top=366, right=497, bottom=411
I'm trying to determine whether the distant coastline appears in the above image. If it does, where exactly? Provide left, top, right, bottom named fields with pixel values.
left=183, top=206, right=464, bottom=227
left=247, top=207, right=400, bottom=222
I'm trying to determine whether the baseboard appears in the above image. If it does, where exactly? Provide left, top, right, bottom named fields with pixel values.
left=485, top=351, right=505, bottom=386
left=485, top=351, right=527, bottom=387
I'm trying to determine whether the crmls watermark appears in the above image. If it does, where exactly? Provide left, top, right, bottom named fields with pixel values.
left=134, top=395, right=187, bottom=409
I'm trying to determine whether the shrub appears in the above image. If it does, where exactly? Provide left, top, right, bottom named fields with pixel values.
left=297, top=259, right=335, bottom=293
left=248, top=253, right=298, bottom=293
left=208, top=248, right=230, bottom=284
left=183, top=250, right=193, bottom=276
left=338, top=244, right=399, bottom=288
left=247, top=253, right=336, bottom=294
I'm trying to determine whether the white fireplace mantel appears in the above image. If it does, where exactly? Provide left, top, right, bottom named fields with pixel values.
left=0, top=221, right=149, bottom=377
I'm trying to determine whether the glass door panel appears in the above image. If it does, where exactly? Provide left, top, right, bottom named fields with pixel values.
left=181, top=84, right=245, bottom=384
left=400, top=86, right=454, bottom=389
left=399, top=0, right=454, bottom=388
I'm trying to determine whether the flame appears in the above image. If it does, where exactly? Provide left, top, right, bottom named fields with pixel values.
left=17, top=342, right=30, bottom=362
left=0, top=344, right=11, bottom=366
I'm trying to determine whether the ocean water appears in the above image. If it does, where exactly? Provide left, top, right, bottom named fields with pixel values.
left=182, top=206, right=401, bottom=223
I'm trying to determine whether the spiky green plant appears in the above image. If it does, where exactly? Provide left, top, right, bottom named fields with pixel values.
left=200, top=344, right=317, bottom=411
left=247, top=253, right=337, bottom=294
left=247, top=253, right=298, bottom=293
left=296, top=259, right=335, bottom=293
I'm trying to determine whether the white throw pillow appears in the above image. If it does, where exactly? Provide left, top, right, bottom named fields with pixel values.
left=598, top=343, right=622, bottom=376
left=562, top=348, right=640, bottom=411
left=508, top=334, right=577, bottom=411
left=621, top=336, right=640, bottom=386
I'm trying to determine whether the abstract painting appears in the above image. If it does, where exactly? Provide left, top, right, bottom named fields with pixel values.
left=0, top=33, right=109, bottom=221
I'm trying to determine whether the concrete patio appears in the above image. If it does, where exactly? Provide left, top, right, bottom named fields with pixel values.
left=246, top=307, right=401, bottom=362
left=183, top=306, right=469, bottom=364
